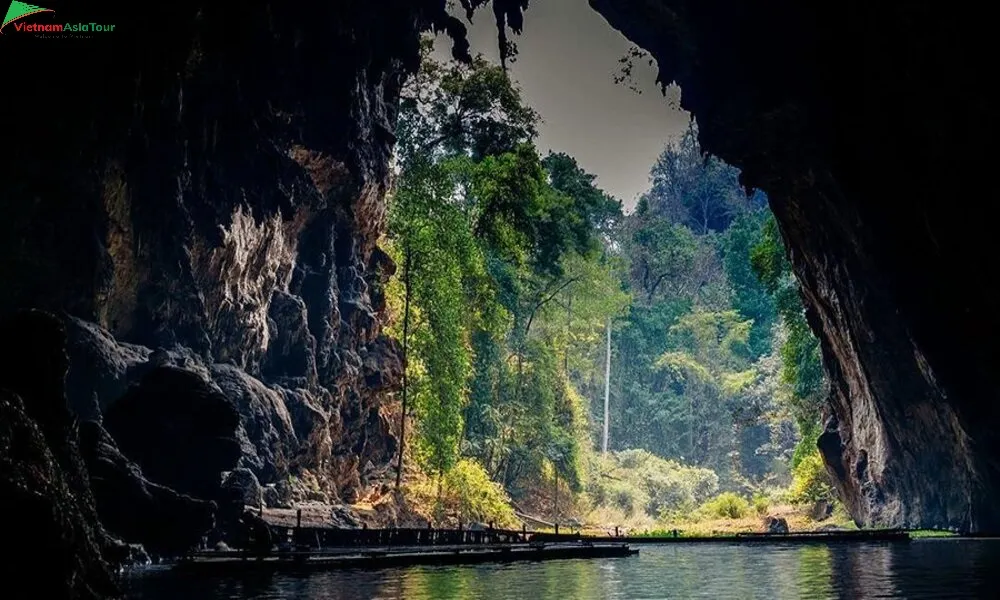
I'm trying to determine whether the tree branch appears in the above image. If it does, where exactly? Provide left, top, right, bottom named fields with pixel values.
left=526, top=277, right=579, bottom=336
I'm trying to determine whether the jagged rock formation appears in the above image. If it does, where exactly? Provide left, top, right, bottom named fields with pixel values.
left=589, top=0, right=999, bottom=531
left=0, top=3, right=469, bottom=587
left=0, top=391, right=120, bottom=600
left=0, top=0, right=418, bottom=503
left=0, top=312, right=120, bottom=599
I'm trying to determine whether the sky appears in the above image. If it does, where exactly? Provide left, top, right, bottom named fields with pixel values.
left=433, top=0, right=691, bottom=211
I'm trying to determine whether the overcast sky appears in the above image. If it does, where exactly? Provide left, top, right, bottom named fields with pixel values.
left=434, top=0, right=691, bottom=210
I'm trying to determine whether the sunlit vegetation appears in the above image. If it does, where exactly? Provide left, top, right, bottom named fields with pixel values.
left=404, top=459, right=519, bottom=528
left=385, top=40, right=836, bottom=531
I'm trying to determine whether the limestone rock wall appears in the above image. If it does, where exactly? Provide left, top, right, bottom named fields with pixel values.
left=0, top=1, right=431, bottom=507
left=0, top=0, right=463, bottom=562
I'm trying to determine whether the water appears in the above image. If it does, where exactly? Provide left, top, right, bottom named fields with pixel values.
left=123, top=540, right=1000, bottom=599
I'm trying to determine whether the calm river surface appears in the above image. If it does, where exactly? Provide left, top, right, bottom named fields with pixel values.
left=123, top=540, right=1000, bottom=599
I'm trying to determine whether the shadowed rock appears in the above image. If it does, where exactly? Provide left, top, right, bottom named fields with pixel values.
left=78, top=420, right=217, bottom=556
left=0, top=0, right=408, bottom=512
left=211, top=364, right=298, bottom=482
left=221, top=467, right=265, bottom=511
left=0, top=311, right=118, bottom=598
left=103, top=366, right=242, bottom=500
left=64, top=316, right=151, bottom=421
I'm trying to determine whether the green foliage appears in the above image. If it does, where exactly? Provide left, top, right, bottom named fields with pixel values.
left=788, top=448, right=835, bottom=504
left=791, top=419, right=821, bottom=469
left=644, top=122, right=751, bottom=235
left=392, top=47, right=833, bottom=525
left=392, top=46, right=627, bottom=513
left=397, top=44, right=538, bottom=163
left=543, top=152, right=623, bottom=243
left=720, top=210, right=777, bottom=358
left=598, top=120, right=808, bottom=493
left=750, top=214, right=826, bottom=456
left=587, top=449, right=719, bottom=519
left=699, top=492, right=752, bottom=519
left=442, top=459, right=519, bottom=526
left=387, top=154, right=480, bottom=476
left=909, top=530, right=957, bottom=538
left=752, top=492, right=770, bottom=516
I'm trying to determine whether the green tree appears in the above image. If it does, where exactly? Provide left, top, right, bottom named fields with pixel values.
left=388, top=155, right=480, bottom=481
left=751, top=215, right=826, bottom=466
left=391, top=43, right=631, bottom=510
left=720, top=209, right=778, bottom=359
left=644, top=121, right=750, bottom=234
left=397, top=44, right=538, bottom=164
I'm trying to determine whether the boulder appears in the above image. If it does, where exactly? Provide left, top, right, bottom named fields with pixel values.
left=63, top=317, right=151, bottom=420
left=331, top=505, right=363, bottom=528
left=78, top=420, right=217, bottom=556
left=810, top=500, right=833, bottom=522
left=263, top=482, right=292, bottom=509
left=103, top=366, right=242, bottom=500
left=221, top=467, right=265, bottom=510
left=211, top=364, right=298, bottom=483
left=764, top=516, right=789, bottom=534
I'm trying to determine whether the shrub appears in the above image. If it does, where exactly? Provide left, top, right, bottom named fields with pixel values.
left=788, top=449, right=835, bottom=504
left=441, top=459, right=518, bottom=526
left=752, top=492, right=770, bottom=516
left=700, top=492, right=751, bottom=519
left=587, top=449, right=719, bottom=520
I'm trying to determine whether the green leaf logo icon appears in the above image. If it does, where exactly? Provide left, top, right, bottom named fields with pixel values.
left=2, top=1, right=54, bottom=33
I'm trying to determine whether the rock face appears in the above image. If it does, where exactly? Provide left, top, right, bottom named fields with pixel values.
left=0, top=312, right=119, bottom=599
left=589, top=0, right=1000, bottom=531
left=78, top=420, right=218, bottom=556
left=0, top=6, right=481, bottom=590
left=0, top=391, right=119, bottom=600
left=103, top=366, right=243, bottom=500
left=0, top=0, right=474, bottom=519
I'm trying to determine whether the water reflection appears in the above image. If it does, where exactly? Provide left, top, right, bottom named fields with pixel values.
left=124, top=540, right=1000, bottom=599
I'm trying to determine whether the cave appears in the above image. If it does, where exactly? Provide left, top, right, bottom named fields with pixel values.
left=1, top=0, right=998, bottom=594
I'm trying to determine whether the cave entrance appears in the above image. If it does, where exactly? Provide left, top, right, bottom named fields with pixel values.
left=385, top=0, right=831, bottom=535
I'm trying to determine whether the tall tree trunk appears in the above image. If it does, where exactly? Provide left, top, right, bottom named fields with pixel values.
left=564, top=293, right=572, bottom=376
left=395, top=248, right=413, bottom=490
left=602, top=318, right=611, bottom=454
left=553, top=467, right=559, bottom=525
left=689, top=395, right=695, bottom=462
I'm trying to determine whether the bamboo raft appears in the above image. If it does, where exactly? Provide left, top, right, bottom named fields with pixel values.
left=173, top=542, right=638, bottom=575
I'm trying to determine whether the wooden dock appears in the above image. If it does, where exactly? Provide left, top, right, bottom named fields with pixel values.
left=532, top=529, right=912, bottom=545
left=173, top=542, right=638, bottom=575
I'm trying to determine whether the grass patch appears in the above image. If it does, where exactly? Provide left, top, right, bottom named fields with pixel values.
left=909, top=529, right=957, bottom=538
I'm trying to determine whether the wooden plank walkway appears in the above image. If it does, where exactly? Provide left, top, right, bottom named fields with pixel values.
left=174, top=542, right=638, bottom=575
